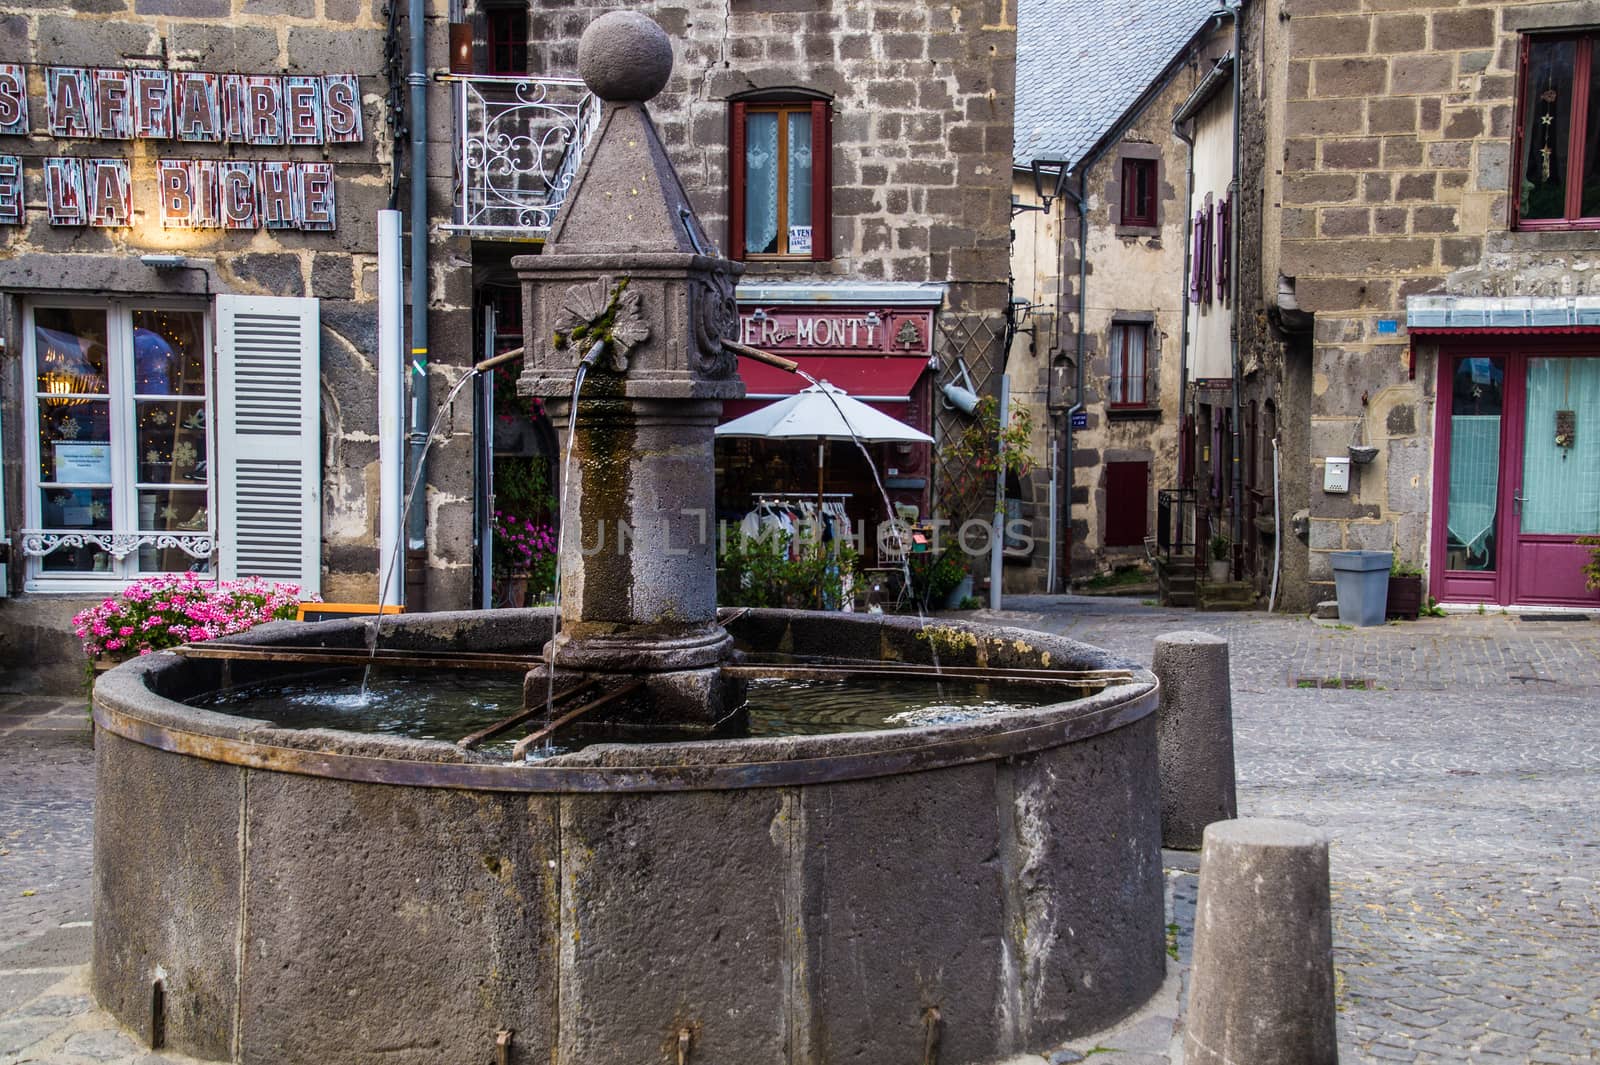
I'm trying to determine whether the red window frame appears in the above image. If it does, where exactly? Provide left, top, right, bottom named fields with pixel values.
left=728, top=98, right=832, bottom=261
left=1513, top=32, right=1600, bottom=230
left=486, top=7, right=528, bottom=76
left=1120, top=157, right=1157, bottom=228
left=1109, top=322, right=1149, bottom=409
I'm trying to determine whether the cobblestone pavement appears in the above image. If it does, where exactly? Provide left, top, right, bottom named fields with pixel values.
left=988, top=597, right=1600, bottom=1065
left=3, top=601, right=1598, bottom=1064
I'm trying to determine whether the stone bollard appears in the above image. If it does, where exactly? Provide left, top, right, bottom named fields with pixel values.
left=1185, top=818, right=1338, bottom=1065
left=1152, top=631, right=1237, bottom=849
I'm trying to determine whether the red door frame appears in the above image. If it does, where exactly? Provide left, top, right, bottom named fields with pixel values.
left=1429, top=333, right=1600, bottom=606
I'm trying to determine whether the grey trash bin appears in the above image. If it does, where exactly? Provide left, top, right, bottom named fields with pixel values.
left=1330, top=550, right=1393, bottom=626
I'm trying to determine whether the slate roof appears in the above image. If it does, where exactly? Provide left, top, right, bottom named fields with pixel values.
left=1015, top=0, right=1221, bottom=169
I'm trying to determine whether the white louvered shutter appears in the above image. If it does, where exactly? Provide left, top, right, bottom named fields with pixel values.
left=216, top=295, right=322, bottom=594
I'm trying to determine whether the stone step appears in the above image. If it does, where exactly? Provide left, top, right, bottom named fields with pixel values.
left=1314, top=599, right=1339, bottom=620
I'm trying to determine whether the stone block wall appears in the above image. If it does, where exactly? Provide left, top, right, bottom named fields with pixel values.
left=1270, top=0, right=1563, bottom=600
left=523, top=0, right=1016, bottom=319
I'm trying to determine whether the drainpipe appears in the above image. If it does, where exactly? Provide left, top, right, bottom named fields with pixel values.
left=1224, top=0, right=1244, bottom=569
left=1057, top=174, right=1088, bottom=593
left=404, top=0, right=430, bottom=559
left=1173, top=110, right=1196, bottom=499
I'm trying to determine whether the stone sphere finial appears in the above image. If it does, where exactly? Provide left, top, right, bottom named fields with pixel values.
left=578, top=11, right=674, bottom=103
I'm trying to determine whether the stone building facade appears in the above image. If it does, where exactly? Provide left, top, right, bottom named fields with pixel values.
left=0, top=0, right=1018, bottom=690
left=1011, top=0, right=1225, bottom=590
left=1242, top=0, right=1600, bottom=610
left=0, top=0, right=399, bottom=690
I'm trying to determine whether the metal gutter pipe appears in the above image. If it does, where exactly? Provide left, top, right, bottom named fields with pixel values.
left=404, top=0, right=430, bottom=557
left=1225, top=0, right=1244, bottom=568
left=1173, top=112, right=1195, bottom=494
left=378, top=209, right=404, bottom=606
left=1056, top=175, right=1088, bottom=594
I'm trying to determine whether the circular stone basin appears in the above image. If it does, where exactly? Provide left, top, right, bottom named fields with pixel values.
left=91, top=608, right=1166, bottom=1065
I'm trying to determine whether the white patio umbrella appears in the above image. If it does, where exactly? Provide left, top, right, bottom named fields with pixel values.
left=715, top=380, right=933, bottom=516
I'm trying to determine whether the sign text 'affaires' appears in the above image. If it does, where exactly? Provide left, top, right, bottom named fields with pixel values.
left=0, top=63, right=363, bottom=231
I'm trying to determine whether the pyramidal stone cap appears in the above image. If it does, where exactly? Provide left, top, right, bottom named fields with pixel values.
left=578, top=10, right=674, bottom=102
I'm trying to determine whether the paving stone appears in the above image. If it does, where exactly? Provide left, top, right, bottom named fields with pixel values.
left=0, top=1015, right=59, bottom=1056
left=0, top=972, right=58, bottom=1016
left=59, top=1026, right=142, bottom=1060
left=13, top=993, right=92, bottom=1019
left=0, top=925, right=93, bottom=970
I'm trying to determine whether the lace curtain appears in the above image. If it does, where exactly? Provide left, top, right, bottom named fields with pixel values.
left=745, top=112, right=779, bottom=254
left=786, top=112, right=812, bottom=251
left=1110, top=324, right=1146, bottom=405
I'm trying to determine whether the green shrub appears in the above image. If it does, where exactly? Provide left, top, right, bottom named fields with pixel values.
left=717, top=528, right=860, bottom=609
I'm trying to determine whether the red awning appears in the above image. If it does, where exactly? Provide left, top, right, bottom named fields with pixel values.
left=721, top=355, right=930, bottom=422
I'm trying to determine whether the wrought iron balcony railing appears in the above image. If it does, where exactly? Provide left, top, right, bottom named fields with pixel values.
left=443, top=74, right=600, bottom=237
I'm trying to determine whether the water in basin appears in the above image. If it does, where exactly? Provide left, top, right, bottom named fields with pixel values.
left=188, top=667, right=1067, bottom=756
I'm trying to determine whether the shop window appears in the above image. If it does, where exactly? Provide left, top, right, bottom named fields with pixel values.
left=20, top=296, right=322, bottom=594
left=1108, top=322, right=1151, bottom=408
left=1120, top=157, right=1157, bottom=228
left=729, top=97, right=831, bottom=261
left=486, top=6, right=528, bottom=76
left=1515, top=33, right=1600, bottom=227
left=1104, top=461, right=1149, bottom=547
left=24, top=302, right=213, bottom=588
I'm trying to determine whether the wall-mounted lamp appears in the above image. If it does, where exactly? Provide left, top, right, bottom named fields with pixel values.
left=865, top=311, right=881, bottom=326
left=140, top=254, right=188, bottom=270
left=750, top=308, right=767, bottom=321
left=1012, top=158, right=1071, bottom=217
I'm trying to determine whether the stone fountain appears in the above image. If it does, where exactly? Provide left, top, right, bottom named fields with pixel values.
left=515, top=10, right=747, bottom=737
left=87, top=14, right=1169, bottom=1065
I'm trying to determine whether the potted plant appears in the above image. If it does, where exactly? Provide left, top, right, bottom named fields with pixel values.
left=908, top=549, right=969, bottom=611
left=1386, top=558, right=1425, bottom=620
left=492, top=510, right=557, bottom=607
left=1207, top=534, right=1231, bottom=583
left=74, top=573, right=312, bottom=673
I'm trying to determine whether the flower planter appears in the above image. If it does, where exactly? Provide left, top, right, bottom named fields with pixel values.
left=941, top=574, right=974, bottom=609
left=1207, top=560, right=1231, bottom=583
left=1386, top=574, right=1423, bottom=620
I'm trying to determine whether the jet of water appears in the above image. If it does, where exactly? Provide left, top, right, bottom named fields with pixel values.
left=784, top=366, right=943, bottom=677
left=541, top=339, right=608, bottom=738
left=363, top=365, right=486, bottom=695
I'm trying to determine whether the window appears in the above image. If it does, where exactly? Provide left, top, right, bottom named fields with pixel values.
left=1109, top=322, right=1149, bottom=408
left=1515, top=33, right=1600, bottom=227
left=1189, top=199, right=1216, bottom=304
left=729, top=97, right=831, bottom=260
left=1216, top=195, right=1231, bottom=302
left=22, top=301, right=214, bottom=589
left=486, top=6, right=528, bottom=76
left=1121, top=157, right=1157, bottom=228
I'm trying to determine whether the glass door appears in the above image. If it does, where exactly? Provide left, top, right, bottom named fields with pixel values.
left=1510, top=357, right=1600, bottom=605
left=1435, top=356, right=1506, bottom=604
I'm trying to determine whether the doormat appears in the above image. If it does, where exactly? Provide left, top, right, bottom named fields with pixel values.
left=1519, top=613, right=1590, bottom=622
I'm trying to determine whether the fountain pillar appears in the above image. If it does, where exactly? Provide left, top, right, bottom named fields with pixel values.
left=515, top=11, right=746, bottom=731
